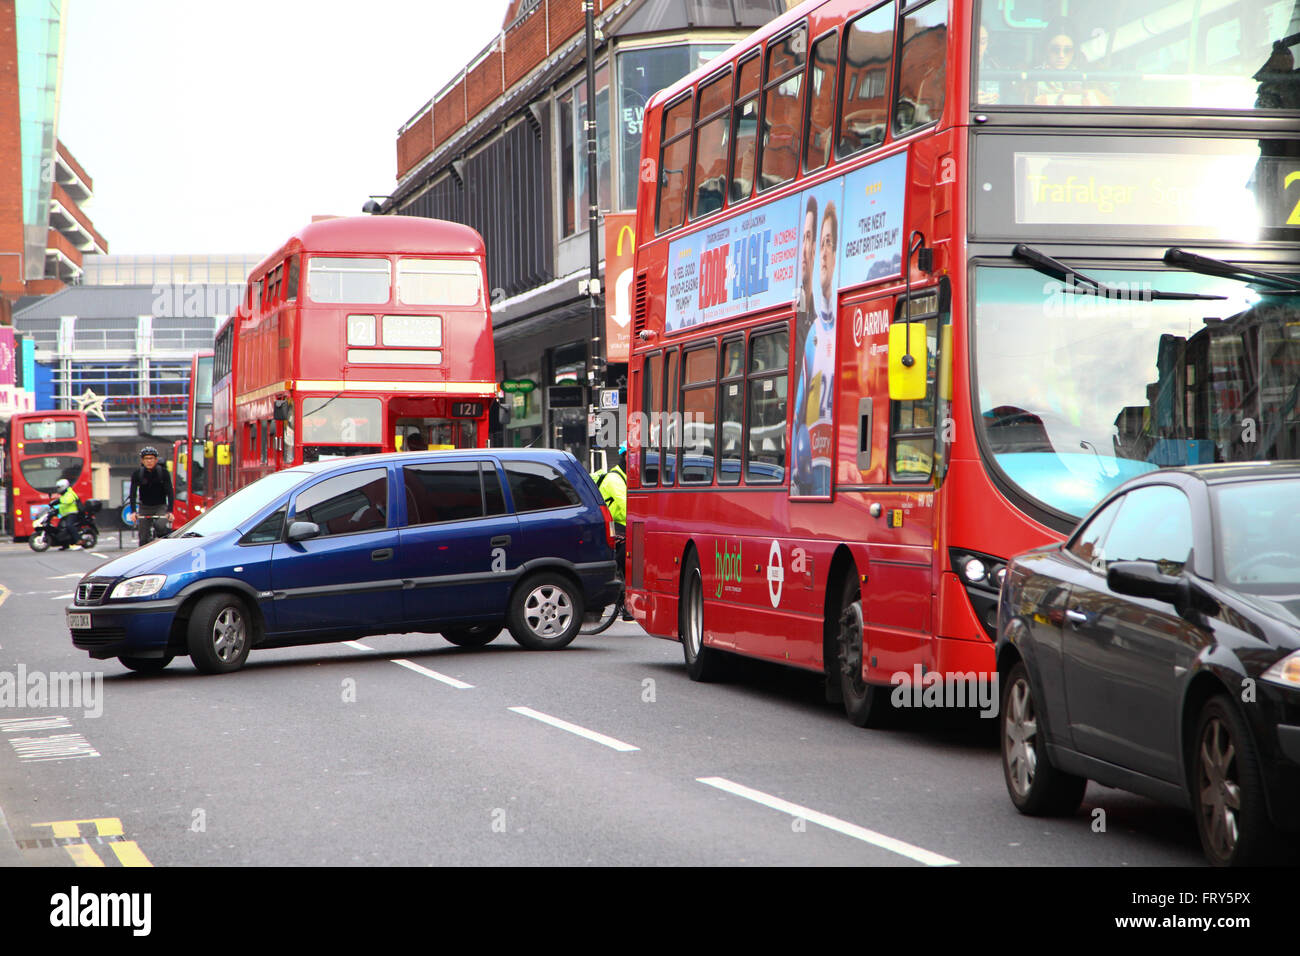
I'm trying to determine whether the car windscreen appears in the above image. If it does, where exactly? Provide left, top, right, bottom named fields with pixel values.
left=176, top=470, right=308, bottom=537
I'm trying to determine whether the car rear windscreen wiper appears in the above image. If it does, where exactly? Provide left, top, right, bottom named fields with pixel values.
left=1013, top=244, right=1227, bottom=301
left=1163, top=248, right=1300, bottom=295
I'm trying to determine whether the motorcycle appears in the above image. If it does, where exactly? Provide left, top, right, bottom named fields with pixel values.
left=29, top=499, right=101, bottom=552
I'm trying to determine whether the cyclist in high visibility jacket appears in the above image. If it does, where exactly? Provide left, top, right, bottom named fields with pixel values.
left=590, top=444, right=627, bottom=531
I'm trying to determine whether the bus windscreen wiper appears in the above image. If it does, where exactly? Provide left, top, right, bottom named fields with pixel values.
left=1012, top=244, right=1226, bottom=301
left=1163, top=248, right=1300, bottom=295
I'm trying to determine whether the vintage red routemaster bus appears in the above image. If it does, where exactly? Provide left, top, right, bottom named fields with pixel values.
left=206, top=216, right=497, bottom=499
left=172, top=349, right=214, bottom=526
left=4, top=411, right=93, bottom=541
left=626, top=0, right=1300, bottom=724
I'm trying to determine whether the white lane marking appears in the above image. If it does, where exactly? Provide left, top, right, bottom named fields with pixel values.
left=0, top=584, right=9, bottom=610
left=391, top=658, right=473, bottom=689
left=343, top=640, right=373, bottom=651
left=696, top=776, right=959, bottom=866
left=0, top=716, right=73, bottom=733
left=90, top=552, right=108, bottom=559
left=51, top=593, right=74, bottom=600
left=8, top=733, right=100, bottom=762
left=508, top=706, right=639, bottom=752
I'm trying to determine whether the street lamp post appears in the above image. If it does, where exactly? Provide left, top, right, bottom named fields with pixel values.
left=584, top=0, right=605, bottom=467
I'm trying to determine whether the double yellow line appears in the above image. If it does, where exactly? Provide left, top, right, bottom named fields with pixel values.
left=33, top=818, right=152, bottom=867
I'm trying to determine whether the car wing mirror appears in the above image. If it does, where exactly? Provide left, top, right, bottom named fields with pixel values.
left=286, top=520, right=321, bottom=542
left=1107, top=560, right=1218, bottom=616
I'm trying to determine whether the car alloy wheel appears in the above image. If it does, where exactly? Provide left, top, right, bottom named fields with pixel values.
left=1000, top=661, right=1086, bottom=815
left=212, top=606, right=247, bottom=663
left=1004, top=673, right=1038, bottom=800
left=523, top=584, right=573, bottom=639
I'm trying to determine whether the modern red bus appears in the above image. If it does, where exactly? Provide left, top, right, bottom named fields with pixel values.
left=207, top=216, right=497, bottom=498
left=172, top=349, right=214, bottom=526
left=626, top=0, right=1300, bottom=724
left=4, top=411, right=93, bottom=541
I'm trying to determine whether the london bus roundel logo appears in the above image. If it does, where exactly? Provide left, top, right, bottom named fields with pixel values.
left=767, top=540, right=784, bottom=608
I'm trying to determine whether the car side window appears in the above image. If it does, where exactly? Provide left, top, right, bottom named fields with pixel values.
left=293, top=468, right=389, bottom=536
left=1099, top=485, right=1195, bottom=572
left=1067, top=496, right=1123, bottom=567
left=503, top=461, right=582, bottom=513
left=403, top=462, right=484, bottom=525
left=482, top=463, right=506, bottom=516
left=241, top=507, right=286, bottom=545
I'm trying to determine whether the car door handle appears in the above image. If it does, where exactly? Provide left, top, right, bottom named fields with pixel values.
left=490, top=535, right=511, bottom=547
left=371, top=548, right=393, bottom=562
left=1065, top=609, right=1089, bottom=626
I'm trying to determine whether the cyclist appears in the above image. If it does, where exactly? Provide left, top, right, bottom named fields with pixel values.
left=49, top=478, right=81, bottom=549
left=129, top=445, right=174, bottom=547
left=590, top=444, right=632, bottom=621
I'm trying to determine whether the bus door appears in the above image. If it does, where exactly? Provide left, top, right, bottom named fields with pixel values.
left=860, top=290, right=943, bottom=678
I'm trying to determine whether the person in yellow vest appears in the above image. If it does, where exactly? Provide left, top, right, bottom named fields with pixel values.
left=50, top=478, right=81, bottom=550
left=590, top=445, right=631, bottom=620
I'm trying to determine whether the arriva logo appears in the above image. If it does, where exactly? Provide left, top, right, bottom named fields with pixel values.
left=714, top=540, right=743, bottom=597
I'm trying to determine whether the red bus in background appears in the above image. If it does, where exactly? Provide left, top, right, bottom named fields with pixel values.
left=626, top=0, right=1300, bottom=724
left=206, top=216, right=497, bottom=499
left=3, top=411, right=93, bottom=541
left=172, top=349, right=214, bottom=526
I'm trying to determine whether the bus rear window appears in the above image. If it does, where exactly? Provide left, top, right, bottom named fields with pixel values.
left=307, top=257, right=391, bottom=304
left=397, top=259, right=482, bottom=306
left=20, top=456, right=84, bottom=492
left=23, top=420, right=77, bottom=441
left=301, top=396, right=382, bottom=445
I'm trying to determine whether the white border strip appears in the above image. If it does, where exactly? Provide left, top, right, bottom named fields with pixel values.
left=343, top=641, right=373, bottom=651
left=696, top=776, right=958, bottom=866
left=508, top=706, right=639, bottom=752
left=391, top=658, right=473, bottom=689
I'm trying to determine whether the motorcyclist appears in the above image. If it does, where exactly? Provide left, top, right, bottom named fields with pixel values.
left=128, top=445, right=174, bottom=547
left=49, top=478, right=81, bottom=550
left=590, top=444, right=632, bottom=620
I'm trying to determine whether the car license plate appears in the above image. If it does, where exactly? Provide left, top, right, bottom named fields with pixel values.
left=67, top=612, right=91, bottom=630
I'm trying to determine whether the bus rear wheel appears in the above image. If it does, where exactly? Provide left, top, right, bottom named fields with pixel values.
left=837, top=575, right=892, bottom=727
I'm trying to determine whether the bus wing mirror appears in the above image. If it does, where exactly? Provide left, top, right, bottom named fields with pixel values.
left=273, top=399, right=292, bottom=422
left=216, top=444, right=231, bottom=466
left=888, top=324, right=927, bottom=401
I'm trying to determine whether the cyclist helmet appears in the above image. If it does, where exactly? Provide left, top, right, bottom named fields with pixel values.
left=140, top=446, right=159, bottom=459
left=55, top=479, right=70, bottom=493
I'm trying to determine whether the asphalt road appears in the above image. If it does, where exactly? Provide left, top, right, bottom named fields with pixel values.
left=0, top=538, right=1208, bottom=867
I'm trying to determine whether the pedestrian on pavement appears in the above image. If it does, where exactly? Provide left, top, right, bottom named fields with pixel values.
left=129, top=446, right=173, bottom=547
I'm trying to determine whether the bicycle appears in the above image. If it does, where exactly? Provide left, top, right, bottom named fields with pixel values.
left=581, top=534, right=626, bottom=635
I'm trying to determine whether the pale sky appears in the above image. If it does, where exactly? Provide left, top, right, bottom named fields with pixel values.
left=58, top=0, right=510, bottom=257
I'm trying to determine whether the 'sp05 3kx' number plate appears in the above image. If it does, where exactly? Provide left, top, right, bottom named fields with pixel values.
left=66, top=612, right=91, bottom=630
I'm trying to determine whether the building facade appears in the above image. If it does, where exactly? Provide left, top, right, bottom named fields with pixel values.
left=0, top=0, right=107, bottom=302
left=387, top=0, right=788, bottom=460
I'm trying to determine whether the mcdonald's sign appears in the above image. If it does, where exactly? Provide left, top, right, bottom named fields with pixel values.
left=604, top=213, right=636, bottom=364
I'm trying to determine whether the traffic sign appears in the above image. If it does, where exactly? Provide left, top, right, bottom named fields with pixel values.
left=600, top=389, right=619, bottom=409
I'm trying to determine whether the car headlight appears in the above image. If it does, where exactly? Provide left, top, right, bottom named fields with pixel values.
left=1262, top=650, right=1300, bottom=689
left=110, top=575, right=168, bottom=600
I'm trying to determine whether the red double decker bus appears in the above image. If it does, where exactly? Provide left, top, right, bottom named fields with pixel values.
left=627, top=0, right=1300, bottom=723
left=4, top=411, right=93, bottom=541
left=172, top=349, right=214, bottom=526
left=206, top=216, right=497, bottom=499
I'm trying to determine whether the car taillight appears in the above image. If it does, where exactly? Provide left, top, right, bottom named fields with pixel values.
left=599, top=504, right=617, bottom=549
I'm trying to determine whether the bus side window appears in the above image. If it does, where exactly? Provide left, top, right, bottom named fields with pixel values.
left=894, top=0, right=947, bottom=136
left=680, top=344, right=718, bottom=484
left=642, top=352, right=663, bottom=486
left=286, top=255, right=299, bottom=302
left=889, top=294, right=940, bottom=482
left=661, top=350, right=680, bottom=486
left=746, top=329, right=788, bottom=482
left=729, top=53, right=761, bottom=203
left=803, top=29, right=840, bottom=173
left=718, top=337, right=745, bottom=484
left=758, top=22, right=807, bottom=191
left=656, top=95, right=694, bottom=234
left=837, top=2, right=894, bottom=159
left=691, top=69, right=732, bottom=220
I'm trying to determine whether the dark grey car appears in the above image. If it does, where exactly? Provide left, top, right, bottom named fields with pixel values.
left=996, top=463, right=1300, bottom=866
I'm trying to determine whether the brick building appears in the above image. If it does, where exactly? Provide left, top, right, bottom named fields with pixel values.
left=385, top=0, right=789, bottom=458
left=0, top=0, right=108, bottom=304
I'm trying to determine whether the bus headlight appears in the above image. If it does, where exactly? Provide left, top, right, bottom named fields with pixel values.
left=110, top=575, right=168, bottom=600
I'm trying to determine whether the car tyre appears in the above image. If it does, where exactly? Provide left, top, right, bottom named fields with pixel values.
left=680, top=550, right=728, bottom=682
left=187, top=593, right=252, bottom=674
left=507, top=573, right=582, bottom=650
left=441, top=624, right=502, bottom=648
left=1001, top=661, right=1086, bottom=815
left=838, top=575, right=893, bottom=727
left=118, top=655, right=173, bottom=674
left=1192, top=696, right=1283, bottom=866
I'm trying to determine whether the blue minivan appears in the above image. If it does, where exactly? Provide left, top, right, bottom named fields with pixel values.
left=66, top=449, right=620, bottom=674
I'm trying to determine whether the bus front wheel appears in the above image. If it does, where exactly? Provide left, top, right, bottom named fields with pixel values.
left=837, top=575, right=892, bottom=727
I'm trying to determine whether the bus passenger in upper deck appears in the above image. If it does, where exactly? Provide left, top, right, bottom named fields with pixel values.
left=1026, top=19, right=1111, bottom=107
